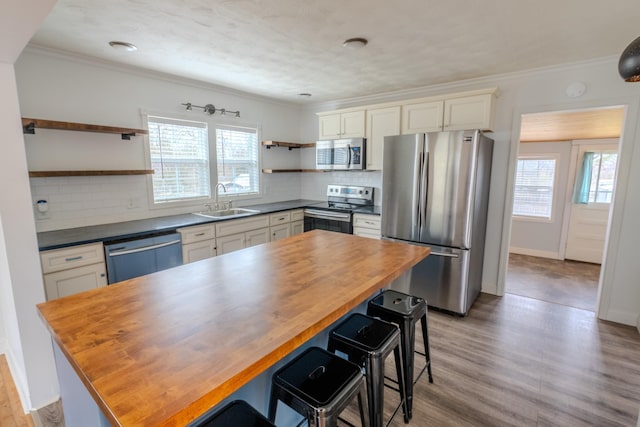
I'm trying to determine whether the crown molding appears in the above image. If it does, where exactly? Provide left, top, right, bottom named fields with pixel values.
left=303, top=55, right=619, bottom=112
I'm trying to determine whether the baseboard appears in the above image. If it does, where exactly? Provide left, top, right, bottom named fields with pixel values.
left=509, top=247, right=562, bottom=260
left=3, top=347, right=31, bottom=415
left=599, top=308, right=640, bottom=327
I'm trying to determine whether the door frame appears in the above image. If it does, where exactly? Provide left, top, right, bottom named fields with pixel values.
left=496, top=99, right=637, bottom=320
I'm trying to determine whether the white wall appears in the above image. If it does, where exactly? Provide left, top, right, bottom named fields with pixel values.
left=0, top=63, right=59, bottom=412
left=0, top=0, right=59, bottom=414
left=16, top=48, right=305, bottom=232
left=510, top=141, right=572, bottom=259
left=299, top=57, right=640, bottom=326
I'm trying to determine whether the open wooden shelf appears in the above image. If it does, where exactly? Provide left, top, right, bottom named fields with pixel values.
left=22, top=118, right=148, bottom=140
left=262, top=141, right=315, bottom=150
left=262, top=169, right=323, bottom=174
left=29, top=170, right=154, bottom=177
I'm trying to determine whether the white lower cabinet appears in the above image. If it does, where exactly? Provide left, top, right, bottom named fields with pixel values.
left=178, top=224, right=217, bottom=264
left=216, top=233, right=246, bottom=255
left=40, top=242, right=107, bottom=300
left=246, top=227, right=271, bottom=247
left=182, top=240, right=217, bottom=263
left=353, top=214, right=382, bottom=240
left=271, top=223, right=291, bottom=241
left=291, top=220, right=304, bottom=235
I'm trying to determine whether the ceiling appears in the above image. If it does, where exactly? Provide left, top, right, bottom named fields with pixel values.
left=27, top=0, right=640, bottom=102
left=520, top=107, right=625, bottom=142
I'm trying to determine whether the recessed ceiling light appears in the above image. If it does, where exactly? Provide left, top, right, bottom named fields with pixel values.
left=342, top=38, right=368, bottom=49
left=298, top=93, right=312, bottom=97
left=109, top=41, right=137, bottom=52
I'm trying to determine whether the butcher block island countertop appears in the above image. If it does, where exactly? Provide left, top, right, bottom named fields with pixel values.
left=37, top=230, right=430, bottom=427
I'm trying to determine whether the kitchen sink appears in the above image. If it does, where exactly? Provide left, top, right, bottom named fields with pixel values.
left=193, top=208, right=260, bottom=219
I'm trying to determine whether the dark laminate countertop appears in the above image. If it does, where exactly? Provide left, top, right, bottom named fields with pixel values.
left=37, top=230, right=430, bottom=426
left=37, top=199, right=323, bottom=251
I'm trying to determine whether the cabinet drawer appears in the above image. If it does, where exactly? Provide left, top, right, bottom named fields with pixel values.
left=353, top=228, right=382, bottom=240
left=178, top=224, right=216, bottom=244
left=40, top=242, right=105, bottom=274
left=269, top=211, right=291, bottom=226
left=291, top=209, right=304, bottom=221
left=215, top=215, right=270, bottom=237
left=353, top=214, right=381, bottom=230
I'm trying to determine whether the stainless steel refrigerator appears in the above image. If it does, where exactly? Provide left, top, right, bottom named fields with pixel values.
left=382, top=130, right=493, bottom=315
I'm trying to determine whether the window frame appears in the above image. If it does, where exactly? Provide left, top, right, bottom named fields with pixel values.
left=512, top=154, right=559, bottom=223
left=143, top=112, right=262, bottom=210
left=586, top=149, right=618, bottom=205
left=214, top=124, right=262, bottom=199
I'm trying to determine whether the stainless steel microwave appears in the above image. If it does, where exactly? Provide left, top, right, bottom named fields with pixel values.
left=316, top=138, right=366, bottom=170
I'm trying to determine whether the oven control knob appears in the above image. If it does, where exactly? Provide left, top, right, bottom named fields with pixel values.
left=359, top=190, right=363, bottom=194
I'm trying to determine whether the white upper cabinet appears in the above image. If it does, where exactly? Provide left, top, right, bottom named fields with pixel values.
left=401, top=101, right=444, bottom=134
left=443, top=93, right=495, bottom=131
left=318, top=110, right=365, bottom=139
left=366, top=106, right=401, bottom=170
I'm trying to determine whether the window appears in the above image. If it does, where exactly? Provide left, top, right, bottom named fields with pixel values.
left=588, top=151, right=618, bottom=204
left=148, top=116, right=210, bottom=203
left=573, top=150, right=618, bottom=205
left=513, top=157, right=556, bottom=219
left=215, top=125, right=260, bottom=196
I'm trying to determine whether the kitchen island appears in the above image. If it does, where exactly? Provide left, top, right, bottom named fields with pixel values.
left=37, top=230, right=430, bottom=426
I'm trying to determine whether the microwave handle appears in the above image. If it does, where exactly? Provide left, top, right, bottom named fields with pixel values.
left=347, top=144, right=352, bottom=167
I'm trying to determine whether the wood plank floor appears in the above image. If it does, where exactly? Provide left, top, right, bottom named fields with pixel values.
left=341, top=293, right=640, bottom=427
left=506, top=254, right=600, bottom=311
left=2, top=294, right=639, bottom=426
left=0, top=355, right=34, bottom=427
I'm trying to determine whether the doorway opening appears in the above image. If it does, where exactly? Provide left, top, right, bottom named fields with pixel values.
left=505, top=107, right=625, bottom=311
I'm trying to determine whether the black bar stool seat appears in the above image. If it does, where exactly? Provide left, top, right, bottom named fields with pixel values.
left=328, top=313, right=409, bottom=426
left=268, top=346, right=368, bottom=427
left=188, top=400, right=275, bottom=427
left=367, top=289, right=434, bottom=419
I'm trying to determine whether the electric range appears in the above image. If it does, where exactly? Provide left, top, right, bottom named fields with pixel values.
left=303, top=185, right=375, bottom=234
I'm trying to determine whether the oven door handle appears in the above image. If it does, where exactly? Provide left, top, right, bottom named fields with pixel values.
left=304, top=209, right=351, bottom=221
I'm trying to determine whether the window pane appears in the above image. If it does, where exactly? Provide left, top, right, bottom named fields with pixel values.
left=148, top=117, right=210, bottom=203
left=513, top=158, right=556, bottom=219
left=216, top=126, right=259, bottom=195
left=588, top=151, right=617, bottom=204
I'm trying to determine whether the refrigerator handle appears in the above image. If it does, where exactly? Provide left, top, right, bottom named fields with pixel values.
left=415, top=151, right=423, bottom=231
left=420, top=150, right=429, bottom=235
left=430, top=251, right=460, bottom=258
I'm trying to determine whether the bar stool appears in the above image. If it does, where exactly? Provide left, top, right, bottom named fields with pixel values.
left=188, top=400, right=275, bottom=427
left=268, top=346, right=368, bottom=427
left=328, top=313, right=409, bottom=426
left=367, top=289, right=433, bottom=419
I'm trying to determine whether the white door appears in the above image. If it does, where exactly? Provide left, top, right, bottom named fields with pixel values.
left=565, top=143, right=618, bottom=264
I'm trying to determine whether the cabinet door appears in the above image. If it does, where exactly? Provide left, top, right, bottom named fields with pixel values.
left=341, top=110, right=366, bottom=138
left=216, top=233, right=245, bottom=255
left=246, top=227, right=271, bottom=247
left=443, top=94, right=494, bottom=131
left=319, top=114, right=341, bottom=139
left=270, top=223, right=291, bottom=242
left=401, top=101, right=444, bottom=134
left=43, top=263, right=107, bottom=300
left=291, top=220, right=304, bottom=236
left=182, top=240, right=217, bottom=264
left=366, top=106, right=401, bottom=170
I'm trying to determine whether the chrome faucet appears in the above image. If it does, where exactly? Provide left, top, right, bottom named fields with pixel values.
left=214, top=183, right=227, bottom=210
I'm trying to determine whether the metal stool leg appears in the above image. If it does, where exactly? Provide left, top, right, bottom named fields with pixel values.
left=393, top=344, right=409, bottom=423
left=420, top=314, right=434, bottom=383
left=267, top=384, right=279, bottom=422
left=400, top=317, right=415, bottom=419
left=365, top=354, right=384, bottom=427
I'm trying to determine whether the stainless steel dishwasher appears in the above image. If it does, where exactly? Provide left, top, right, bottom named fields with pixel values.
left=104, top=232, right=182, bottom=283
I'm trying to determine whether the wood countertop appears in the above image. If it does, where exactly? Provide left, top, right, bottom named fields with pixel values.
left=37, top=231, right=430, bottom=426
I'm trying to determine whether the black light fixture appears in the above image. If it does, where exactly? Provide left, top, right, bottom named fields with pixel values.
left=618, top=36, right=640, bottom=82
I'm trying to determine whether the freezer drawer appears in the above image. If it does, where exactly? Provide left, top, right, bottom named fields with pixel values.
left=390, top=244, right=479, bottom=315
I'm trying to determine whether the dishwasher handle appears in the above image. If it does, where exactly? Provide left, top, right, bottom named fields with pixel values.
left=107, top=239, right=181, bottom=257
